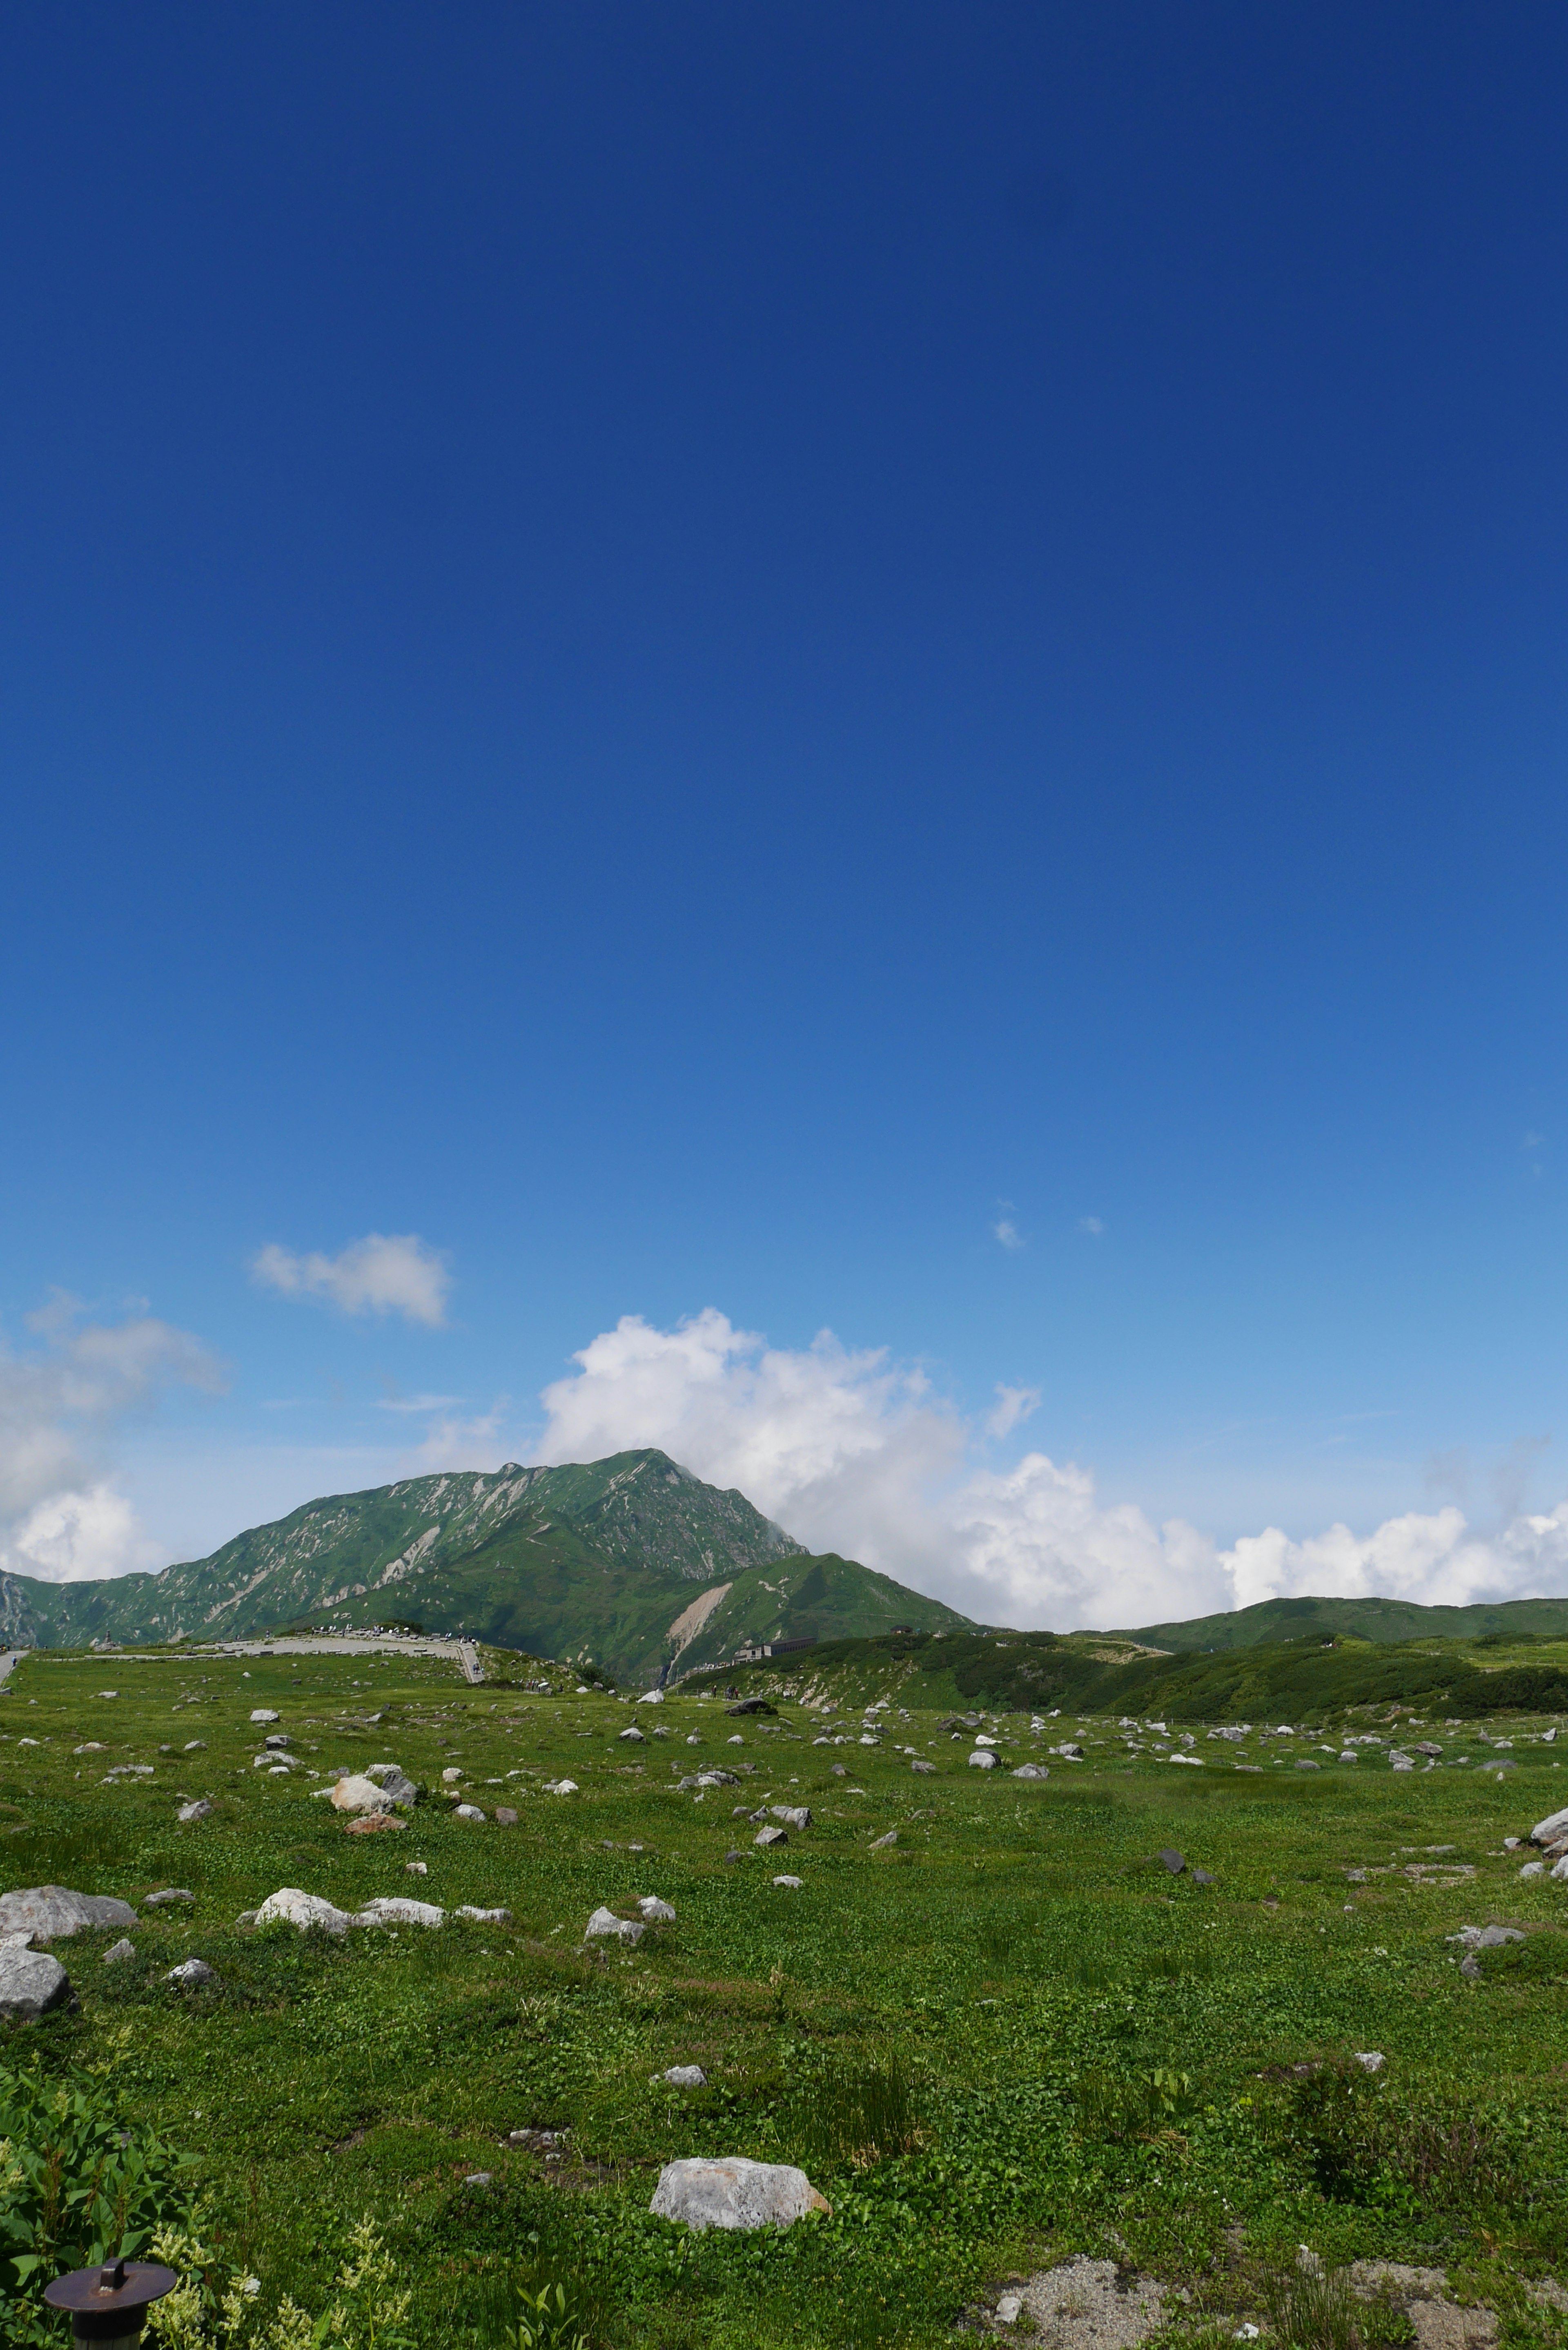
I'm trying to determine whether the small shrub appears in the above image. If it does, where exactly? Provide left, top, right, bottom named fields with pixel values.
left=1264, top=2265, right=1361, bottom=2350
left=1286, top=2061, right=1383, bottom=2202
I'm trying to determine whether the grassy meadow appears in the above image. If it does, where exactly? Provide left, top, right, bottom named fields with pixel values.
left=2, top=1640, right=1567, bottom=2349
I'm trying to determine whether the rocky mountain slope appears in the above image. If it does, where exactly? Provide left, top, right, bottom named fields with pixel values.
left=0, top=1449, right=969, bottom=1683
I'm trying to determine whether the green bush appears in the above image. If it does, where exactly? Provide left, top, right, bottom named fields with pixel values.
left=0, top=2060, right=198, bottom=2348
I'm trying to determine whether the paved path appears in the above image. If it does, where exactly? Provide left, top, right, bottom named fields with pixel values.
left=0, top=1650, right=24, bottom=1687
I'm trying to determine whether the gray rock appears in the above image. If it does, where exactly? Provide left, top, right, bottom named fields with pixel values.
left=176, top=1799, right=213, bottom=1824
left=619, top=1725, right=646, bottom=1743
left=771, top=1806, right=812, bottom=1830
left=249, top=1709, right=279, bottom=1724
left=1531, top=1804, right=1568, bottom=1846
left=754, top=1824, right=788, bottom=1849
left=1448, top=1925, right=1524, bottom=1949
left=586, top=1907, right=646, bottom=1945
left=650, top=2156, right=829, bottom=2231
left=967, top=1749, right=998, bottom=1770
left=723, top=1850, right=745, bottom=1863
left=495, top=1807, right=518, bottom=1826
left=167, top=1958, right=216, bottom=1987
left=354, top=1898, right=445, bottom=1929
left=0, top=1886, right=137, bottom=1942
left=1192, top=1868, right=1216, bottom=1886
left=182, top=1740, right=207, bottom=1752
left=454, top=1804, right=485, bottom=1821
left=1519, top=1861, right=1544, bottom=1879
left=911, top=1760, right=937, bottom=1774
left=773, top=1874, right=802, bottom=1888
left=264, top=1733, right=291, bottom=1749
left=455, top=1905, right=512, bottom=1924
left=464, top=2172, right=493, bottom=2187
left=1158, top=1849, right=1185, bottom=1874
left=869, top=1831, right=898, bottom=1850
left=829, top=1762, right=848, bottom=1776
left=255, top=1888, right=352, bottom=1936
left=638, top=1896, right=676, bottom=1923
left=662, top=2065, right=707, bottom=2087
left=363, top=1764, right=419, bottom=1808
left=1413, top=1742, right=1444, bottom=1757
left=1355, top=2052, right=1385, bottom=2072
left=1011, top=1763, right=1048, bottom=1779
left=0, top=1947, right=72, bottom=2021
left=102, top=1939, right=136, bottom=1965
left=143, top=1889, right=194, bottom=1909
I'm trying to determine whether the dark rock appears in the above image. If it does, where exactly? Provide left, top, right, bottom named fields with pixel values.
left=495, top=1807, right=518, bottom=1826
left=0, top=1948, right=72, bottom=2021
left=1157, top=1849, right=1185, bottom=1875
left=143, top=1889, right=194, bottom=1909
left=726, top=1698, right=776, bottom=1717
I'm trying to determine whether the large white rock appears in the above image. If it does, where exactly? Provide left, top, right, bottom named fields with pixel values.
left=1532, top=1806, right=1568, bottom=1846
left=254, top=1888, right=352, bottom=1936
left=586, top=1907, right=646, bottom=1945
left=249, top=1708, right=280, bottom=1724
left=638, top=1896, right=676, bottom=1922
left=0, top=1886, right=137, bottom=1942
left=543, top=1778, right=579, bottom=1795
left=0, top=1947, right=72, bottom=2021
left=968, top=1749, right=998, bottom=1770
left=353, top=1897, right=445, bottom=1929
left=363, top=1764, right=419, bottom=1806
left=329, top=1774, right=392, bottom=1815
left=650, top=2157, right=829, bottom=2231
left=456, top=1905, right=512, bottom=1924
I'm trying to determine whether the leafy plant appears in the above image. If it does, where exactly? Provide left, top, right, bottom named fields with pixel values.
left=796, top=2055, right=920, bottom=2167
left=0, top=2062, right=198, bottom=2349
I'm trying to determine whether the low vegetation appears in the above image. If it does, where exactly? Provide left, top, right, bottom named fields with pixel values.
left=0, top=1635, right=1565, bottom=2348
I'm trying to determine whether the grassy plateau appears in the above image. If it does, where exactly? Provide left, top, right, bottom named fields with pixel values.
left=2, top=1634, right=1567, bottom=2350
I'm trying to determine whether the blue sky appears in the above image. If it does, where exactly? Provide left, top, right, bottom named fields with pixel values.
left=2, top=4, right=1566, bottom=1626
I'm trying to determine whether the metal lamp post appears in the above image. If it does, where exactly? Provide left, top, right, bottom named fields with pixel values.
left=43, top=2257, right=178, bottom=2349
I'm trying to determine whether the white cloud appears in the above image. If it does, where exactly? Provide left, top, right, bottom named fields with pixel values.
left=986, top=1384, right=1040, bottom=1439
left=0, top=1300, right=223, bottom=1584
left=252, top=1234, right=450, bottom=1328
left=375, top=1393, right=464, bottom=1415
left=992, top=1219, right=1025, bottom=1250
left=1079, top=1216, right=1105, bottom=1236
left=535, top=1308, right=1568, bottom=1631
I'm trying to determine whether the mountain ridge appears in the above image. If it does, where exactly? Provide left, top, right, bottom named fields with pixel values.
left=0, top=1448, right=969, bottom=1681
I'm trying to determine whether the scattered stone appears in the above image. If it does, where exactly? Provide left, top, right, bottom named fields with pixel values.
left=1448, top=1925, right=1524, bottom=1949
left=723, top=1851, right=745, bottom=1864
left=830, top=1763, right=848, bottom=1777
left=249, top=1709, right=279, bottom=1724
left=405, top=1861, right=428, bottom=1876
left=663, top=2064, right=707, bottom=2087
left=496, top=1807, right=518, bottom=1825
left=911, top=1760, right=937, bottom=1774
left=1414, top=1742, right=1444, bottom=1757
left=638, top=1896, right=676, bottom=1923
left=1158, top=1849, right=1185, bottom=1874
left=1355, top=2052, right=1385, bottom=2072
left=997, top=2294, right=1023, bottom=2325
left=102, top=1939, right=135, bottom=1965
left=345, top=1812, right=407, bottom=1835
left=255, top=1888, right=352, bottom=1937
left=725, top=1699, right=776, bottom=1717
left=543, top=1779, right=579, bottom=1795
left=355, top=1898, right=444, bottom=1929
left=619, top=1726, right=646, bottom=1743
left=586, top=1907, right=646, bottom=1946
left=650, top=2156, right=829, bottom=2231
left=264, top=1733, right=291, bottom=1749
left=182, top=1740, right=207, bottom=1752
left=143, top=1889, right=194, bottom=1909
left=1531, top=1805, right=1568, bottom=1846
left=176, top=1799, right=213, bottom=1824
left=1192, top=1868, right=1216, bottom=1886
left=773, top=1874, right=802, bottom=1888
left=456, top=1905, right=512, bottom=1924
left=105, top=1765, right=155, bottom=1780
left=0, top=1947, right=72, bottom=2022
left=1519, top=1860, right=1544, bottom=1877
left=363, top=1764, right=419, bottom=1807
left=167, top=1958, right=216, bottom=1988
left=74, top=1742, right=107, bottom=1755
left=985, top=2258, right=1164, bottom=2346
left=441, top=1766, right=463, bottom=1784
left=869, top=1831, right=898, bottom=1850
left=771, top=1805, right=812, bottom=1830
left=326, top=1775, right=393, bottom=1816
left=968, top=1749, right=998, bottom=1771
left=0, top=1887, right=137, bottom=1942
left=755, top=1824, right=788, bottom=1849
left=454, top=1804, right=486, bottom=1821
left=1391, top=1753, right=1415, bottom=1771
left=1296, top=1760, right=1322, bottom=1771
left=1011, top=1763, right=1048, bottom=1779
left=464, top=2172, right=493, bottom=2187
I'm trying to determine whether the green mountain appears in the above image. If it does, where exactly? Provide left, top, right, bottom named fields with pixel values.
left=1118, top=1593, right=1568, bottom=1652
left=0, top=1449, right=970, bottom=1683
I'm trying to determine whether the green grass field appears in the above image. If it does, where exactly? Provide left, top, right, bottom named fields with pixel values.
left=2, top=1642, right=1567, bottom=2350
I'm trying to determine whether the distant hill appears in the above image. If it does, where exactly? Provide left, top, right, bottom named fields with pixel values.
left=0, top=1449, right=970, bottom=1684
left=1118, top=1593, right=1568, bottom=1651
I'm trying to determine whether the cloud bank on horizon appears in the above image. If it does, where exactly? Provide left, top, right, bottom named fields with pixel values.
left=537, top=1309, right=1568, bottom=1628
left=2, top=1289, right=1566, bottom=1624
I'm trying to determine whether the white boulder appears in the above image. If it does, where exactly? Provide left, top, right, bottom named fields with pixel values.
left=249, top=1709, right=279, bottom=1724
left=455, top=1905, right=512, bottom=1924
left=650, top=2156, right=829, bottom=2231
left=586, top=1907, right=646, bottom=1945
left=255, top=1888, right=352, bottom=1937
left=968, top=1749, right=998, bottom=1770
left=354, top=1897, right=445, bottom=1929
left=662, top=2064, right=706, bottom=2087
left=638, top=1896, right=677, bottom=1922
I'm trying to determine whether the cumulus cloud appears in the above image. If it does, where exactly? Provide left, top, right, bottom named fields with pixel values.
left=252, top=1234, right=450, bottom=1328
left=1079, top=1216, right=1105, bottom=1236
left=535, top=1308, right=1568, bottom=1631
left=0, top=1300, right=224, bottom=1584
left=992, top=1219, right=1025, bottom=1250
